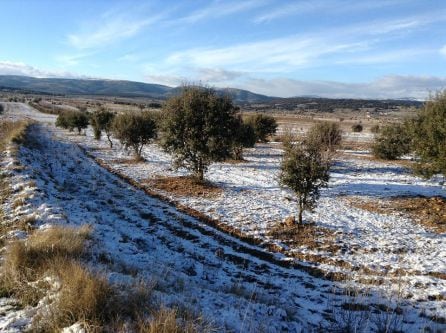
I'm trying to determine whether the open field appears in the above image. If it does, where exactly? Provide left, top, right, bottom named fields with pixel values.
left=0, top=102, right=445, bottom=331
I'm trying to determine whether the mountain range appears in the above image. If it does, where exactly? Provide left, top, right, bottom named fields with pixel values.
left=0, top=75, right=272, bottom=103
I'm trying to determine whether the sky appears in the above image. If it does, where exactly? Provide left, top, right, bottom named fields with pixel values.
left=0, top=0, right=445, bottom=99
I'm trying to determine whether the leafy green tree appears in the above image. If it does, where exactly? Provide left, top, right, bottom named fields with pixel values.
left=410, top=91, right=446, bottom=177
left=246, top=114, right=278, bottom=142
left=306, top=121, right=342, bottom=152
left=55, top=111, right=89, bottom=134
left=161, top=86, right=237, bottom=181
left=232, top=117, right=256, bottom=160
left=372, top=123, right=411, bottom=160
left=111, top=112, right=157, bottom=160
left=90, top=108, right=115, bottom=147
left=279, top=141, right=330, bottom=225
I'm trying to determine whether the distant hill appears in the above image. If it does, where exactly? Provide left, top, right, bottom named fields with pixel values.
left=0, top=75, right=273, bottom=103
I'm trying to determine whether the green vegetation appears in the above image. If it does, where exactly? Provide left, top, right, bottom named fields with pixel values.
left=279, top=139, right=331, bottom=225
left=351, top=123, right=363, bottom=133
left=232, top=116, right=256, bottom=160
left=372, top=123, right=411, bottom=160
left=410, top=91, right=446, bottom=177
left=90, top=108, right=115, bottom=147
left=112, top=111, right=157, bottom=160
left=306, top=121, right=342, bottom=152
left=56, top=110, right=89, bottom=134
left=246, top=114, right=278, bottom=142
left=161, top=86, right=237, bottom=181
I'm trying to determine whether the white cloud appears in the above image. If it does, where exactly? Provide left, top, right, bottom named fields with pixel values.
left=238, top=75, right=446, bottom=99
left=254, top=0, right=407, bottom=24
left=0, top=61, right=86, bottom=78
left=175, top=0, right=266, bottom=24
left=440, top=45, right=446, bottom=56
left=166, top=35, right=365, bottom=72
left=67, top=6, right=165, bottom=51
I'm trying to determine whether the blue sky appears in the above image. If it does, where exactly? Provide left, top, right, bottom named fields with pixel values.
left=1, top=0, right=445, bottom=98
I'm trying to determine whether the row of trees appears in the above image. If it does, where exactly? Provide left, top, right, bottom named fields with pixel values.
left=372, top=91, right=446, bottom=178
left=56, top=87, right=278, bottom=181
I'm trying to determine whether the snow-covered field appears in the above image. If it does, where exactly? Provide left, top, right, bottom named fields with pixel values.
left=2, top=102, right=446, bottom=331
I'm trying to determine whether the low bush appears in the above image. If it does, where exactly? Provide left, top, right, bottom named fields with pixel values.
left=370, top=124, right=380, bottom=134
left=372, top=123, right=411, bottom=160
left=306, top=121, right=342, bottom=151
left=56, top=110, right=89, bottom=134
left=90, top=108, right=115, bottom=146
left=351, top=123, right=363, bottom=132
left=245, top=114, right=278, bottom=142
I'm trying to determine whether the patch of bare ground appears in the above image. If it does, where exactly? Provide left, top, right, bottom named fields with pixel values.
left=344, top=195, right=446, bottom=233
left=267, top=222, right=352, bottom=270
left=145, top=176, right=223, bottom=198
left=111, top=157, right=145, bottom=164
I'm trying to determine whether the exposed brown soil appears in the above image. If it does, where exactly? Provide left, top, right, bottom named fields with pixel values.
left=111, top=157, right=145, bottom=165
left=144, top=176, right=223, bottom=198
left=344, top=195, right=446, bottom=233
left=267, top=221, right=352, bottom=269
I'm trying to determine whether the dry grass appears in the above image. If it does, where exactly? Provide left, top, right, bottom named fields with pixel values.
left=145, top=176, right=223, bottom=198
left=0, top=120, right=30, bottom=149
left=137, top=307, right=214, bottom=333
left=345, top=195, right=446, bottom=233
left=0, top=225, right=92, bottom=305
left=33, top=260, right=117, bottom=332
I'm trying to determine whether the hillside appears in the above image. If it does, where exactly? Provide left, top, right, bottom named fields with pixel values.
left=0, top=75, right=273, bottom=103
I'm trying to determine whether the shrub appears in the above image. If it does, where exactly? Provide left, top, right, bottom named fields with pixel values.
left=372, top=123, right=411, bottom=160
left=306, top=121, right=342, bottom=152
left=245, top=114, right=278, bottom=142
left=161, top=86, right=237, bottom=181
left=370, top=124, right=380, bottom=134
left=112, top=111, right=157, bottom=160
left=0, top=103, right=4, bottom=114
left=56, top=110, right=89, bottom=134
left=90, top=108, right=115, bottom=146
left=351, top=123, right=363, bottom=132
left=279, top=141, right=331, bottom=225
left=409, top=91, right=446, bottom=177
left=232, top=116, right=256, bottom=160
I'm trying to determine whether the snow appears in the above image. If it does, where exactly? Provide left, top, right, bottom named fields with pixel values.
left=1, top=102, right=446, bottom=332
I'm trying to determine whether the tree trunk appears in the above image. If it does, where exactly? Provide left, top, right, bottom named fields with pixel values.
left=106, top=133, right=113, bottom=148
left=234, top=147, right=243, bottom=160
left=196, top=158, right=204, bottom=182
left=298, top=197, right=303, bottom=225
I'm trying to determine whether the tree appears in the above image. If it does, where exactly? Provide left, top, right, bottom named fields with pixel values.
left=111, top=112, right=157, bottom=160
left=409, top=91, right=446, bottom=177
left=372, top=123, right=411, bottom=160
left=0, top=104, right=4, bottom=114
left=246, top=114, right=277, bottom=142
left=306, top=121, right=342, bottom=152
left=90, top=108, right=115, bottom=147
left=279, top=141, right=330, bottom=225
left=161, top=86, right=237, bottom=181
left=55, top=111, right=89, bottom=134
left=232, top=116, right=256, bottom=160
